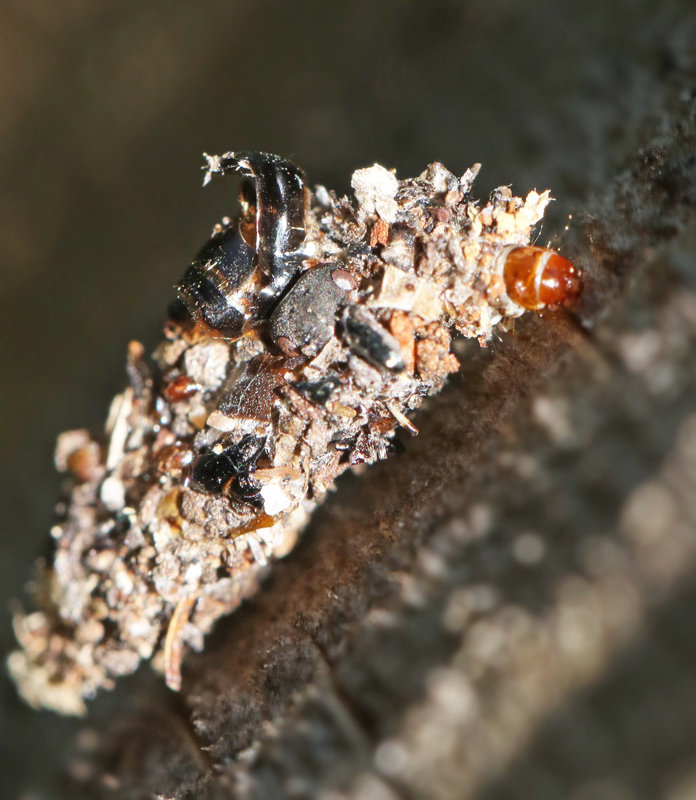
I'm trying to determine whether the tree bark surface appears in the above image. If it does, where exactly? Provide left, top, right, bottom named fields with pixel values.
left=82, top=101, right=696, bottom=800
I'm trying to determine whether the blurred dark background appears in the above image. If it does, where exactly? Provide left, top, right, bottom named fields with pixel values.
left=1, top=1, right=694, bottom=797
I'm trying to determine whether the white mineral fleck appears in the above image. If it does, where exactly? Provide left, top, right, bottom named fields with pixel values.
left=113, top=566, right=134, bottom=595
left=184, top=563, right=202, bottom=586
left=352, top=164, right=399, bottom=223
left=127, top=617, right=154, bottom=641
left=100, top=476, right=126, bottom=512
left=314, top=184, right=331, bottom=206
left=260, top=484, right=292, bottom=516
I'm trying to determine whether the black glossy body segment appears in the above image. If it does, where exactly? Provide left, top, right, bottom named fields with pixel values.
left=293, top=374, right=341, bottom=405
left=208, top=151, right=307, bottom=295
left=343, top=306, right=406, bottom=372
left=177, top=226, right=255, bottom=337
left=189, top=435, right=266, bottom=504
left=177, top=152, right=308, bottom=337
left=189, top=449, right=237, bottom=494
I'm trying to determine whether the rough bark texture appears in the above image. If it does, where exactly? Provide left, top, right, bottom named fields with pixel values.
left=56, top=99, right=696, bottom=799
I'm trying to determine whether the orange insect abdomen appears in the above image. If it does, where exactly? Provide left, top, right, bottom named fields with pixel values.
left=502, top=246, right=582, bottom=310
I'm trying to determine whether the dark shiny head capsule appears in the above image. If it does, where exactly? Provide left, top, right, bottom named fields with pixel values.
left=189, top=435, right=266, bottom=505
left=177, top=152, right=308, bottom=337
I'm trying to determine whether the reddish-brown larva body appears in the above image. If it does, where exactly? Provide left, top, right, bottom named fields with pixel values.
left=502, top=246, right=582, bottom=310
